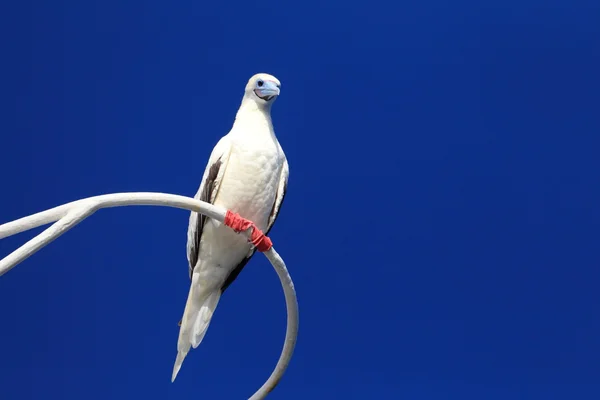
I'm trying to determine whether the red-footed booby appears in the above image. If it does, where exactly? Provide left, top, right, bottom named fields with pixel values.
left=172, top=73, right=289, bottom=382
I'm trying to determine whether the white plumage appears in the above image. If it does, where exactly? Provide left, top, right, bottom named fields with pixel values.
left=172, top=73, right=289, bottom=382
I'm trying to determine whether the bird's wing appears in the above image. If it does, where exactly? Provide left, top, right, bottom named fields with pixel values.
left=186, top=135, right=232, bottom=277
left=220, top=157, right=289, bottom=292
left=266, top=157, right=289, bottom=235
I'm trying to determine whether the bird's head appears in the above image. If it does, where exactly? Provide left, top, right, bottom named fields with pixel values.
left=243, top=73, right=281, bottom=108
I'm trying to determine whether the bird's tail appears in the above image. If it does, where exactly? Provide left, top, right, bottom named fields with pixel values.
left=171, top=276, right=221, bottom=382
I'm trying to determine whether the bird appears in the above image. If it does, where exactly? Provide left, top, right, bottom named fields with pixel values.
left=172, top=73, right=289, bottom=382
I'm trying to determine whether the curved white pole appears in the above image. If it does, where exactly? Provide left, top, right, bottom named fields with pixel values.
left=0, top=192, right=298, bottom=400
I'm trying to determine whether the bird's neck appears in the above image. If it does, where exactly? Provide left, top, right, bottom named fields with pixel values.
left=233, top=101, right=274, bottom=137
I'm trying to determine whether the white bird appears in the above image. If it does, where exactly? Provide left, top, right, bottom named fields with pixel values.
left=172, top=73, right=289, bottom=382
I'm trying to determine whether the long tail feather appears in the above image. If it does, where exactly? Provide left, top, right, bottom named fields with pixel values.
left=171, top=277, right=222, bottom=382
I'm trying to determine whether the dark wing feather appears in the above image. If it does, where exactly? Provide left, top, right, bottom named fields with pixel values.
left=266, top=179, right=287, bottom=235
left=220, top=255, right=253, bottom=293
left=188, top=158, right=221, bottom=276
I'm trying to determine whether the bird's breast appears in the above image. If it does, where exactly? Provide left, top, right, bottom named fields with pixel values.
left=215, top=139, right=283, bottom=231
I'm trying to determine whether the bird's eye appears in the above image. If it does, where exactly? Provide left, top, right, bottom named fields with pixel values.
left=257, top=80, right=264, bottom=87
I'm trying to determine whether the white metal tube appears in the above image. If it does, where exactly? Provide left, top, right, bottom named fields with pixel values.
left=0, top=192, right=297, bottom=400
left=0, top=205, right=96, bottom=276
left=249, top=248, right=299, bottom=400
left=0, top=201, right=76, bottom=239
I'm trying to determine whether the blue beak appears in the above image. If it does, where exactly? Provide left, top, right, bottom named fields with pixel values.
left=255, top=80, right=280, bottom=100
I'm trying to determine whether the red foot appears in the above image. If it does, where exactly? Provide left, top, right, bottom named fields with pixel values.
left=223, top=210, right=273, bottom=252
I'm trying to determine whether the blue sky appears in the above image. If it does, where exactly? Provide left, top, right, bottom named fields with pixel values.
left=0, top=0, right=599, bottom=399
